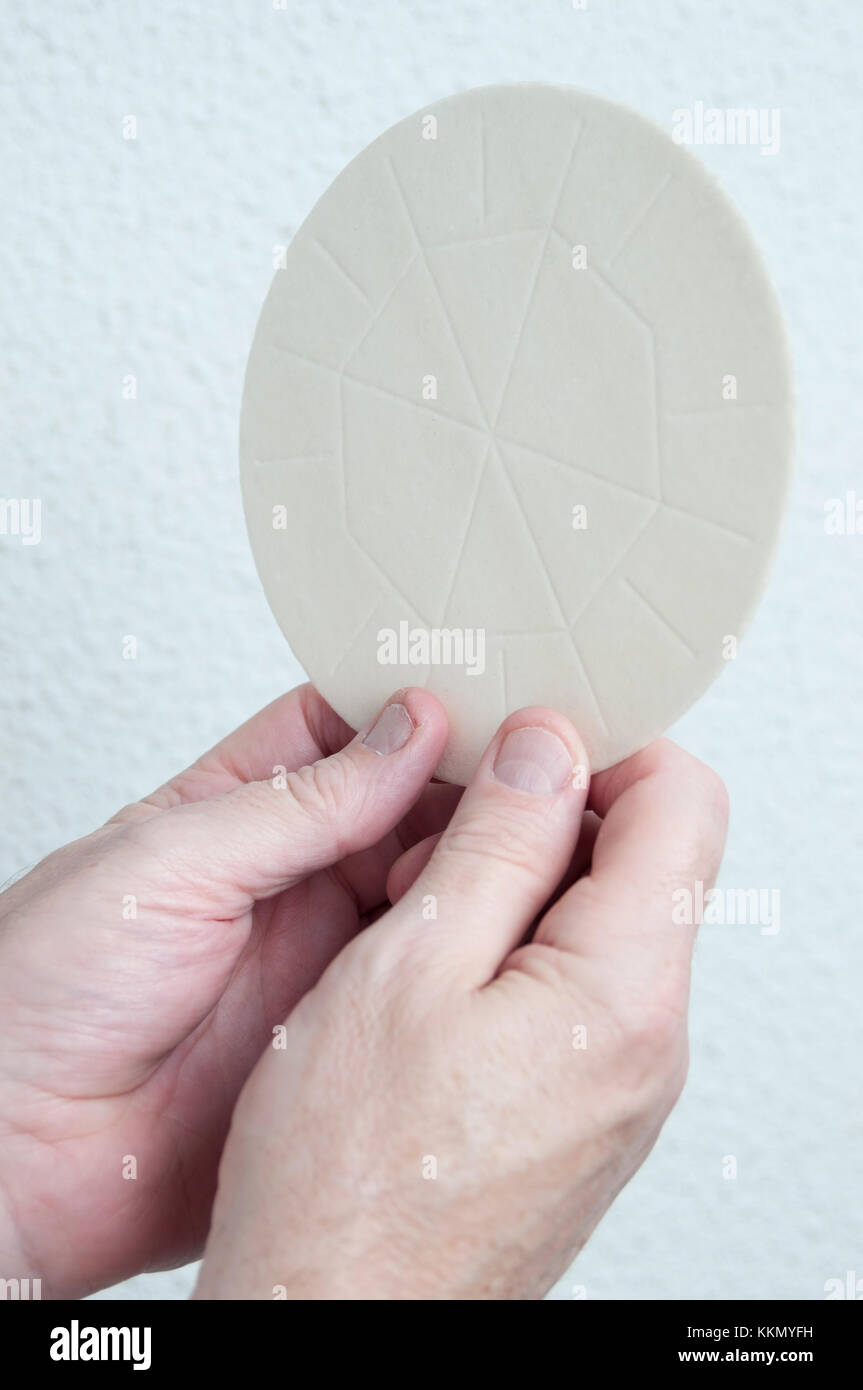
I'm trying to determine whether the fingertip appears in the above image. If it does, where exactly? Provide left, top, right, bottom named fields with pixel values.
left=397, top=686, right=450, bottom=741
left=356, top=688, right=449, bottom=762
left=480, top=706, right=590, bottom=795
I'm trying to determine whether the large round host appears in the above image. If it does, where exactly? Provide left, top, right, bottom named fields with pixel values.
left=240, top=84, right=792, bottom=782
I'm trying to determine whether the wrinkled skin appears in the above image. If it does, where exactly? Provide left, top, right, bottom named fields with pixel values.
left=0, top=685, right=457, bottom=1296
left=196, top=706, right=727, bottom=1300
left=0, top=684, right=727, bottom=1300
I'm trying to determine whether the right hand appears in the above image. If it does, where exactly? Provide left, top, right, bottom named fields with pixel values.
left=196, top=709, right=728, bottom=1300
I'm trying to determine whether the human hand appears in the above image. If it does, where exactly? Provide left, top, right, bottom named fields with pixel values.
left=196, top=709, right=728, bottom=1300
left=0, top=684, right=455, bottom=1296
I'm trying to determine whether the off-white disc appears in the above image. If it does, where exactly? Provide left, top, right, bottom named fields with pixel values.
left=241, top=84, right=792, bottom=782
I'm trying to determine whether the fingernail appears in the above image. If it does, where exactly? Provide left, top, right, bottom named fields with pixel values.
left=363, top=702, right=414, bottom=755
left=493, top=726, right=573, bottom=795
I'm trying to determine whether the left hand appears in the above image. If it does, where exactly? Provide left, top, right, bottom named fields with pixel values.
left=0, top=683, right=453, bottom=1296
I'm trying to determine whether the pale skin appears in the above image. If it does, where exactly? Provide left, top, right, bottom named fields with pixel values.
left=0, top=685, right=727, bottom=1300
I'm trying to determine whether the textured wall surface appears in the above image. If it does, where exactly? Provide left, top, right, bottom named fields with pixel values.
left=2, top=0, right=861, bottom=1302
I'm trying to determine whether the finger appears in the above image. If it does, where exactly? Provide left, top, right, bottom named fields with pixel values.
left=531, top=810, right=603, bottom=918
left=379, top=708, right=590, bottom=985
left=131, top=689, right=449, bottom=907
left=340, top=783, right=461, bottom=914
left=565, top=809, right=601, bottom=885
left=534, top=740, right=728, bottom=989
left=401, top=780, right=463, bottom=844
left=388, top=807, right=600, bottom=916
left=386, top=832, right=441, bottom=905
left=135, top=684, right=354, bottom=811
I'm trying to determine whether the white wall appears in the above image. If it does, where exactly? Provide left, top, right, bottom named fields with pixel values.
left=2, top=0, right=861, bottom=1301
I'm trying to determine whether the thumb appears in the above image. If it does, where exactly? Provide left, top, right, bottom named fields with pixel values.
left=135, top=690, right=449, bottom=905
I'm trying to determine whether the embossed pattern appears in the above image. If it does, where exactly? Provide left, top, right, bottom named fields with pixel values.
left=241, top=85, right=792, bottom=780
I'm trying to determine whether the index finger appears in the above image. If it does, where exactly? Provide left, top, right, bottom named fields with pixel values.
left=534, top=739, right=729, bottom=985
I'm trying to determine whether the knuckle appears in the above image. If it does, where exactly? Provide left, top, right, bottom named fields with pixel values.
left=670, top=799, right=728, bottom=888
left=441, top=805, right=549, bottom=885
left=686, top=762, right=729, bottom=852
left=663, top=1043, right=690, bottom=1109
left=610, top=1005, right=690, bottom=1125
left=696, top=764, right=730, bottom=839
left=105, top=800, right=162, bottom=826
left=650, top=745, right=730, bottom=838
left=283, top=753, right=362, bottom=828
left=704, top=765, right=730, bottom=821
left=620, top=996, right=685, bottom=1058
left=610, top=967, right=690, bottom=1068
left=1, top=827, right=116, bottom=906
